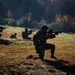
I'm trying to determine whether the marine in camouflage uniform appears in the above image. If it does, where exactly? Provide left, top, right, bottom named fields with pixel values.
left=33, top=25, right=56, bottom=60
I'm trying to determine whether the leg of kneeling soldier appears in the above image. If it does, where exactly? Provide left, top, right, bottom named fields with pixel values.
left=45, top=43, right=56, bottom=59
left=38, top=46, right=45, bottom=60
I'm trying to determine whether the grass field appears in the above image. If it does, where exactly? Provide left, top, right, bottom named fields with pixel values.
left=0, top=26, right=75, bottom=74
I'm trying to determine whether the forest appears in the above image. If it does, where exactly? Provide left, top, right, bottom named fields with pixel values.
left=0, top=0, right=75, bottom=32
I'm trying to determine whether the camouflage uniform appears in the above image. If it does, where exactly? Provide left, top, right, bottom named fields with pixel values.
left=33, top=25, right=56, bottom=60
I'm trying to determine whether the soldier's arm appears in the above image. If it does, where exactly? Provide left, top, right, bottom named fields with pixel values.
left=46, top=32, right=56, bottom=39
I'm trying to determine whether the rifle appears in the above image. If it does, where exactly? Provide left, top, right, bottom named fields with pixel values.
left=47, top=29, right=62, bottom=38
left=29, top=30, right=32, bottom=34
left=48, top=29, right=62, bottom=35
left=54, top=31, right=62, bottom=35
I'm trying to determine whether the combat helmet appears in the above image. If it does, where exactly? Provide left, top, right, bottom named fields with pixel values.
left=41, top=25, right=48, bottom=31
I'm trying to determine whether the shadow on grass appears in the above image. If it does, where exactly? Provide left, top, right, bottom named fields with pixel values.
left=0, top=39, right=12, bottom=45
left=43, top=59, right=75, bottom=75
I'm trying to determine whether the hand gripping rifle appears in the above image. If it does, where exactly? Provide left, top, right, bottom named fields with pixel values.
left=47, top=29, right=62, bottom=38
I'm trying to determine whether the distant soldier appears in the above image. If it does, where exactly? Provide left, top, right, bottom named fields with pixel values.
left=0, top=34, right=2, bottom=37
left=0, top=26, right=6, bottom=37
left=0, top=26, right=6, bottom=32
left=33, top=25, right=56, bottom=60
left=10, top=33, right=17, bottom=39
left=22, top=28, right=32, bottom=39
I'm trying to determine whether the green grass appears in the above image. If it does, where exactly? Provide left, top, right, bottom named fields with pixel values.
left=5, top=26, right=24, bottom=33
left=56, top=33, right=75, bottom=40
left=11, top=40, right=33, bottom=46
